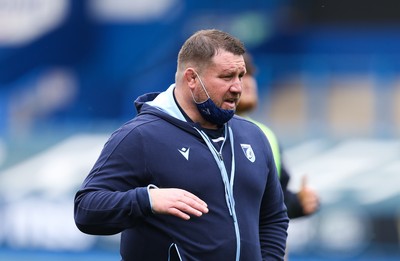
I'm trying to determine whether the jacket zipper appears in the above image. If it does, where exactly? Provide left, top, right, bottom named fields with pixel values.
left=194, top=125, right=241, bottom=261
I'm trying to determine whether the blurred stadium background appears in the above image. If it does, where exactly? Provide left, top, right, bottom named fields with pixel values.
left=0, top=0, right=399, bottom=260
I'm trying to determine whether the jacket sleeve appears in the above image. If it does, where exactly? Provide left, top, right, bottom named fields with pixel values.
left=259, top=137, right=289, bottom=260
left=74, top=125, right=152, bottom=235
left=280, top=161, right=305, bottom=219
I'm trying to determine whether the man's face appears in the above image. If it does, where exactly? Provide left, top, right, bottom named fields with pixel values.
left=236, top=73, right=258, bottom=113
left=194, top=50, right=246, bottom=111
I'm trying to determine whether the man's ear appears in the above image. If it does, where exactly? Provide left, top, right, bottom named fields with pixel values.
left=184, top=68, right=197, bottom=87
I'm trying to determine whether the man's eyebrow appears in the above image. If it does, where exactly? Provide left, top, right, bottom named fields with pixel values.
left=221, top=67, right=244, bottom=73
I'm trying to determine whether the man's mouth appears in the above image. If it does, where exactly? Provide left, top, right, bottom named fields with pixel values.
left=224, top=98, right=238, bottom=109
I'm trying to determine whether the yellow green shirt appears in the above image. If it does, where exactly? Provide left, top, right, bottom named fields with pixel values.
left=246, top=117, right=281, bottom=178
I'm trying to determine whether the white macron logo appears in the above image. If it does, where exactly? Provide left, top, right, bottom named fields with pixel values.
left=202, top=108, right=211, bottom=115
left=178, top=147, right=190, bottom=160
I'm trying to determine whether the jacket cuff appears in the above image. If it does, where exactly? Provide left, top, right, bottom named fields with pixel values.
left=147, top=184, right=159, bottom=214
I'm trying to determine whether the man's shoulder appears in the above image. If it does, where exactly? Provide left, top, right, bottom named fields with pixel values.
left=231, top=116, right=278, bottom=143
left=231, top=114, right=258, bottom=126
left=231, top=115, right=272, bottom=132
left=119, top=113, right=166, bottom=135
left=230, top=115, right=267, bottom=137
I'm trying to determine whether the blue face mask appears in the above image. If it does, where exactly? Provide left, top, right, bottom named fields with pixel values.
left=192, top=72, right=235, bottom=126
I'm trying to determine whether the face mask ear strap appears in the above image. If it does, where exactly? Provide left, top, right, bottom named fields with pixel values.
left=193, top=71, right=211, bottom=99
left=190, top=88, right=201, bottom=104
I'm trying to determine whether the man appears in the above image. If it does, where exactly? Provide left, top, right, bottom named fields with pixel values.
left=237, top=53, right=319, bottom=219
left=74, top=29, right=289, bottom=261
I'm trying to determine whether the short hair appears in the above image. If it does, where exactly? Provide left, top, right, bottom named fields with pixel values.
left=177, top=29, right=245, bottom=72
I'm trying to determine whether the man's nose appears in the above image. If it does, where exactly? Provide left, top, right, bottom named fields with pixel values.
left=230, top=78, right=242, bottom=93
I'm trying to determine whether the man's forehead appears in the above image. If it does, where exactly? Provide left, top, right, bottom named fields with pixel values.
left=211, top=52, right=245, bottom=70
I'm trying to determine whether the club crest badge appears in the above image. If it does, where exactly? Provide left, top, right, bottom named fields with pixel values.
left=241, top=144, right=255, bottom=162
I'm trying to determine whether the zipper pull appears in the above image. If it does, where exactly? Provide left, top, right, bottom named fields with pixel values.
left=218, top=153, right=223, bottom=161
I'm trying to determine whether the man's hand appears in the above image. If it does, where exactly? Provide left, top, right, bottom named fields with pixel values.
left=297, top=175, right=319, bottom=215
left=149, top=188, right=209, bottom=220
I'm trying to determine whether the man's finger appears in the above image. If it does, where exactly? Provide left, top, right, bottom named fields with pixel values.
left=180, top=193, right=209, bottom=214
left=183, top=192, right=208, bottom=208
left=301, top=175, right=308, bottom=189
left=168, top=207, right=191, bottom=220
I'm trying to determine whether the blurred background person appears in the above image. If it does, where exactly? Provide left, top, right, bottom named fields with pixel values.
left=236, top=53, right=320, bottom=219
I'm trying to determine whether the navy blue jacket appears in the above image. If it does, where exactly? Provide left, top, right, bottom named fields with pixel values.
left=74, top=85, right=288, bottom=260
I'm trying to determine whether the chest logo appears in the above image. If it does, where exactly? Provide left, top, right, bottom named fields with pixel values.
left=241, top=144, right=255, bottom=163
left=178, top=147, right=190, bottom=160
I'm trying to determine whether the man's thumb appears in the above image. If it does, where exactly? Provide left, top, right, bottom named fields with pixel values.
left=301, top=175, right=308, bottom=189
